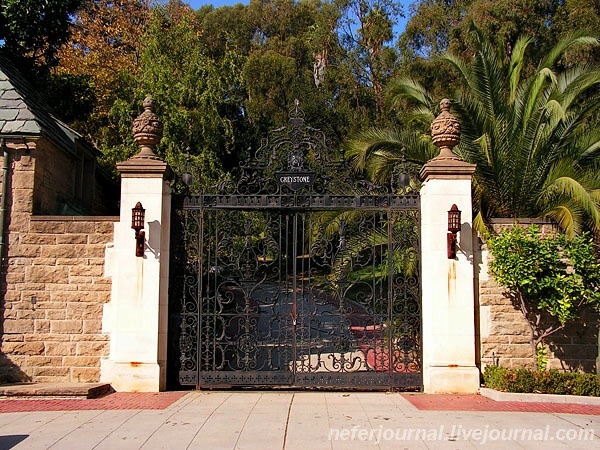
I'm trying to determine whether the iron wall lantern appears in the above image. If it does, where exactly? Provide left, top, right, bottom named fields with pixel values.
left=131, top=202, right=146, bottom=257
left=447, top=204, right=461, bottom=259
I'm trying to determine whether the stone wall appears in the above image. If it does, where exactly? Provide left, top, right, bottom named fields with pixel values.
left=0, top=144, right=118, bottom=383
left=0, top=216, right=117, bottom=383
left=477, top=219, right=598, bottom=372
left=32, top=136, right=118, bottom=216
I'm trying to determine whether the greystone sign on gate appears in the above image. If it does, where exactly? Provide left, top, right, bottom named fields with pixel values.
left=276, top=171, right=315, bottom=191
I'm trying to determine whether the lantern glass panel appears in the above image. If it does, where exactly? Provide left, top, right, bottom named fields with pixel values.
left=131, top=202, right=145, bottom=231
left=448, top=204, right=461, bottom=233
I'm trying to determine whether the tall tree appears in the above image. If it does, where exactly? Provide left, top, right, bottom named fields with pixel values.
left=241, top=0, right=337, bottom=129
left=347, top=29, right=600, bottom=236
left=94, top=2, right=243, bottom=187
left=337, top=0, right=402, bottom=120
left=551, top=0, right=600, bottom=65
left=400, top=0, right=562, bottom=60
left=54, top=0, right=152, bottom=135
left=207, top=0, right=367, bottom=148
left=396, top=0, right=600, bottom=111
left=0, top=0, right=83, bottom=76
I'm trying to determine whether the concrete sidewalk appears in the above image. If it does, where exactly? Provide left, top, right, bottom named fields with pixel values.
left=0, top=391, right=598, bottom=449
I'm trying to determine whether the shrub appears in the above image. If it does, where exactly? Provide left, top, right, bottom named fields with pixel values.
left=486, top=226, right=600, bottom=370
left=483, top=366, right=600, bottom=396
left=573, top=374, right=600, bottom=397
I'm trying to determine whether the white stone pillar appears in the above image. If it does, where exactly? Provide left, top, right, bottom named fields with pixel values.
left=101, top=98, right=171, bottom=391
left=420, top=99, right=479, bottom=393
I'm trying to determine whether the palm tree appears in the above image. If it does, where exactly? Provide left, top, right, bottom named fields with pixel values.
left=346, top=29, right=600, bottom=236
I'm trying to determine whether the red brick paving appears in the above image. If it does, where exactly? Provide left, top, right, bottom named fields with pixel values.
left=0, top=391, right=188, bottom=413
left=2, top=391, right=599, bottom=415
left=403, top=393, right=600, bottom=415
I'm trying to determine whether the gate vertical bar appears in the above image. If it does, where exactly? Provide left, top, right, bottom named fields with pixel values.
left=387, top=209, right=394, bottom=391
left=196, top=208, right=204, bottom=388
left=291, top=213, right=298, bottom=385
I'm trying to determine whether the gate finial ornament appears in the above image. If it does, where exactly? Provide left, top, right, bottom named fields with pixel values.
left=133, top=96, right=163, bottom=158
left=431, top=98, right=460, bottom=159
left=289, top=98, right=305, bottom=128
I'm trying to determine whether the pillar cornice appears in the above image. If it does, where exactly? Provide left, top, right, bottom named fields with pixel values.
left=419, top=156, right=476, bottom=181
left=116, top=156, right=170, bottom=177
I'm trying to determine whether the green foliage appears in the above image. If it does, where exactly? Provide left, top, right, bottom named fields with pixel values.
left=487, top=226, right=600, bottom=325
left=447, top=29, right=600, bottom=236
left=54, top=0, right=151, bottom=126
left=399, top=0, right=600, bottom=66
left=483, top=365, right=600, bottom=396
left=42, top=73, right=96, bottom=124
left=348, top=29, right=600, bottom=236
left=337, top=0, right=401, bottom=117
left=487, top=225, right=600, bottom=367
left=54, top=0, right=401, bottom=178
left=0, top=0, right=83, bottom=76
left=45, top=0, right=600, bottom=195
left=92, top=4, right=244, bottom=187
left=536, top=346, right=548, bottom=372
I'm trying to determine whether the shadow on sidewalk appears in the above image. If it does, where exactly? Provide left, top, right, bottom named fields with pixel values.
left=0, top=435, right=28, bottom=450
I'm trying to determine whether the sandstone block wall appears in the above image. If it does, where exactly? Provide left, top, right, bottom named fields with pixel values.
left=0, top=144, right=118, bottom=383
left=1, top=216, right=117, bottom=383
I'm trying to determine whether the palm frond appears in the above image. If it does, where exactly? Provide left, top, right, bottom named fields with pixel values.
left=342, top=29, right=600, bottom=236
left=538, top=167, right=600, bottom=234
left=385, top=77, right=434, bottom=115
left=345, top=128, right=435, bottom=183
left=509, top=36, right=534, bottom=103
left=438, top=52, right=476, bottom=92
left=472, top=211, right=488, bottom=237
left=543, top=205, right=578, bottom=238
left=558, top=67, right=600, bottom=111
left=538, top=32, right=599, bottom=70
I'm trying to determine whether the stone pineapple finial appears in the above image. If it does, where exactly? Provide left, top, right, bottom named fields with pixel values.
left=431, top=98, right=460, bottom=159
left=132, top=97, right=163, bottom=158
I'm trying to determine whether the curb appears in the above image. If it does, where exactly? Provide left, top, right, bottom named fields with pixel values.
left=0, top=382, right=113, bottom=399
left=480, top=387, right=600, bottom=406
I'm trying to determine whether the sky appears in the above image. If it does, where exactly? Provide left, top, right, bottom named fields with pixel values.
left=186, top=0, right=249, bottom=8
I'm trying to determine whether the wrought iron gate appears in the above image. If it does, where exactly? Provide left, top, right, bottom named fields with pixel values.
left=170, top=103, right=422, bottom=390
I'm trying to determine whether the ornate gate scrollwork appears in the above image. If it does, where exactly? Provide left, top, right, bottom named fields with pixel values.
left=169, top=101, right=421, bottom=390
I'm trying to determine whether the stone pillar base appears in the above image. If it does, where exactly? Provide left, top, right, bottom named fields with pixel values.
left=101, top=360, right=165, bottom=392
left=424, top=366, right=480, bottom=394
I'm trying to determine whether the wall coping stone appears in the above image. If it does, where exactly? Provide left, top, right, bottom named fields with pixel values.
left=488, top=218, right=556, bottom=225
left=30, top=216, right=119, bottom=222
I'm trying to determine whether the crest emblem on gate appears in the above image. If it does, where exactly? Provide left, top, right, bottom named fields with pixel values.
left=275, top=100, right=316, bottom=191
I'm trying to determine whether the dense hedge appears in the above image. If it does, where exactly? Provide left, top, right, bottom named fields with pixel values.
left=483, top=366, right=600, bottom=397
